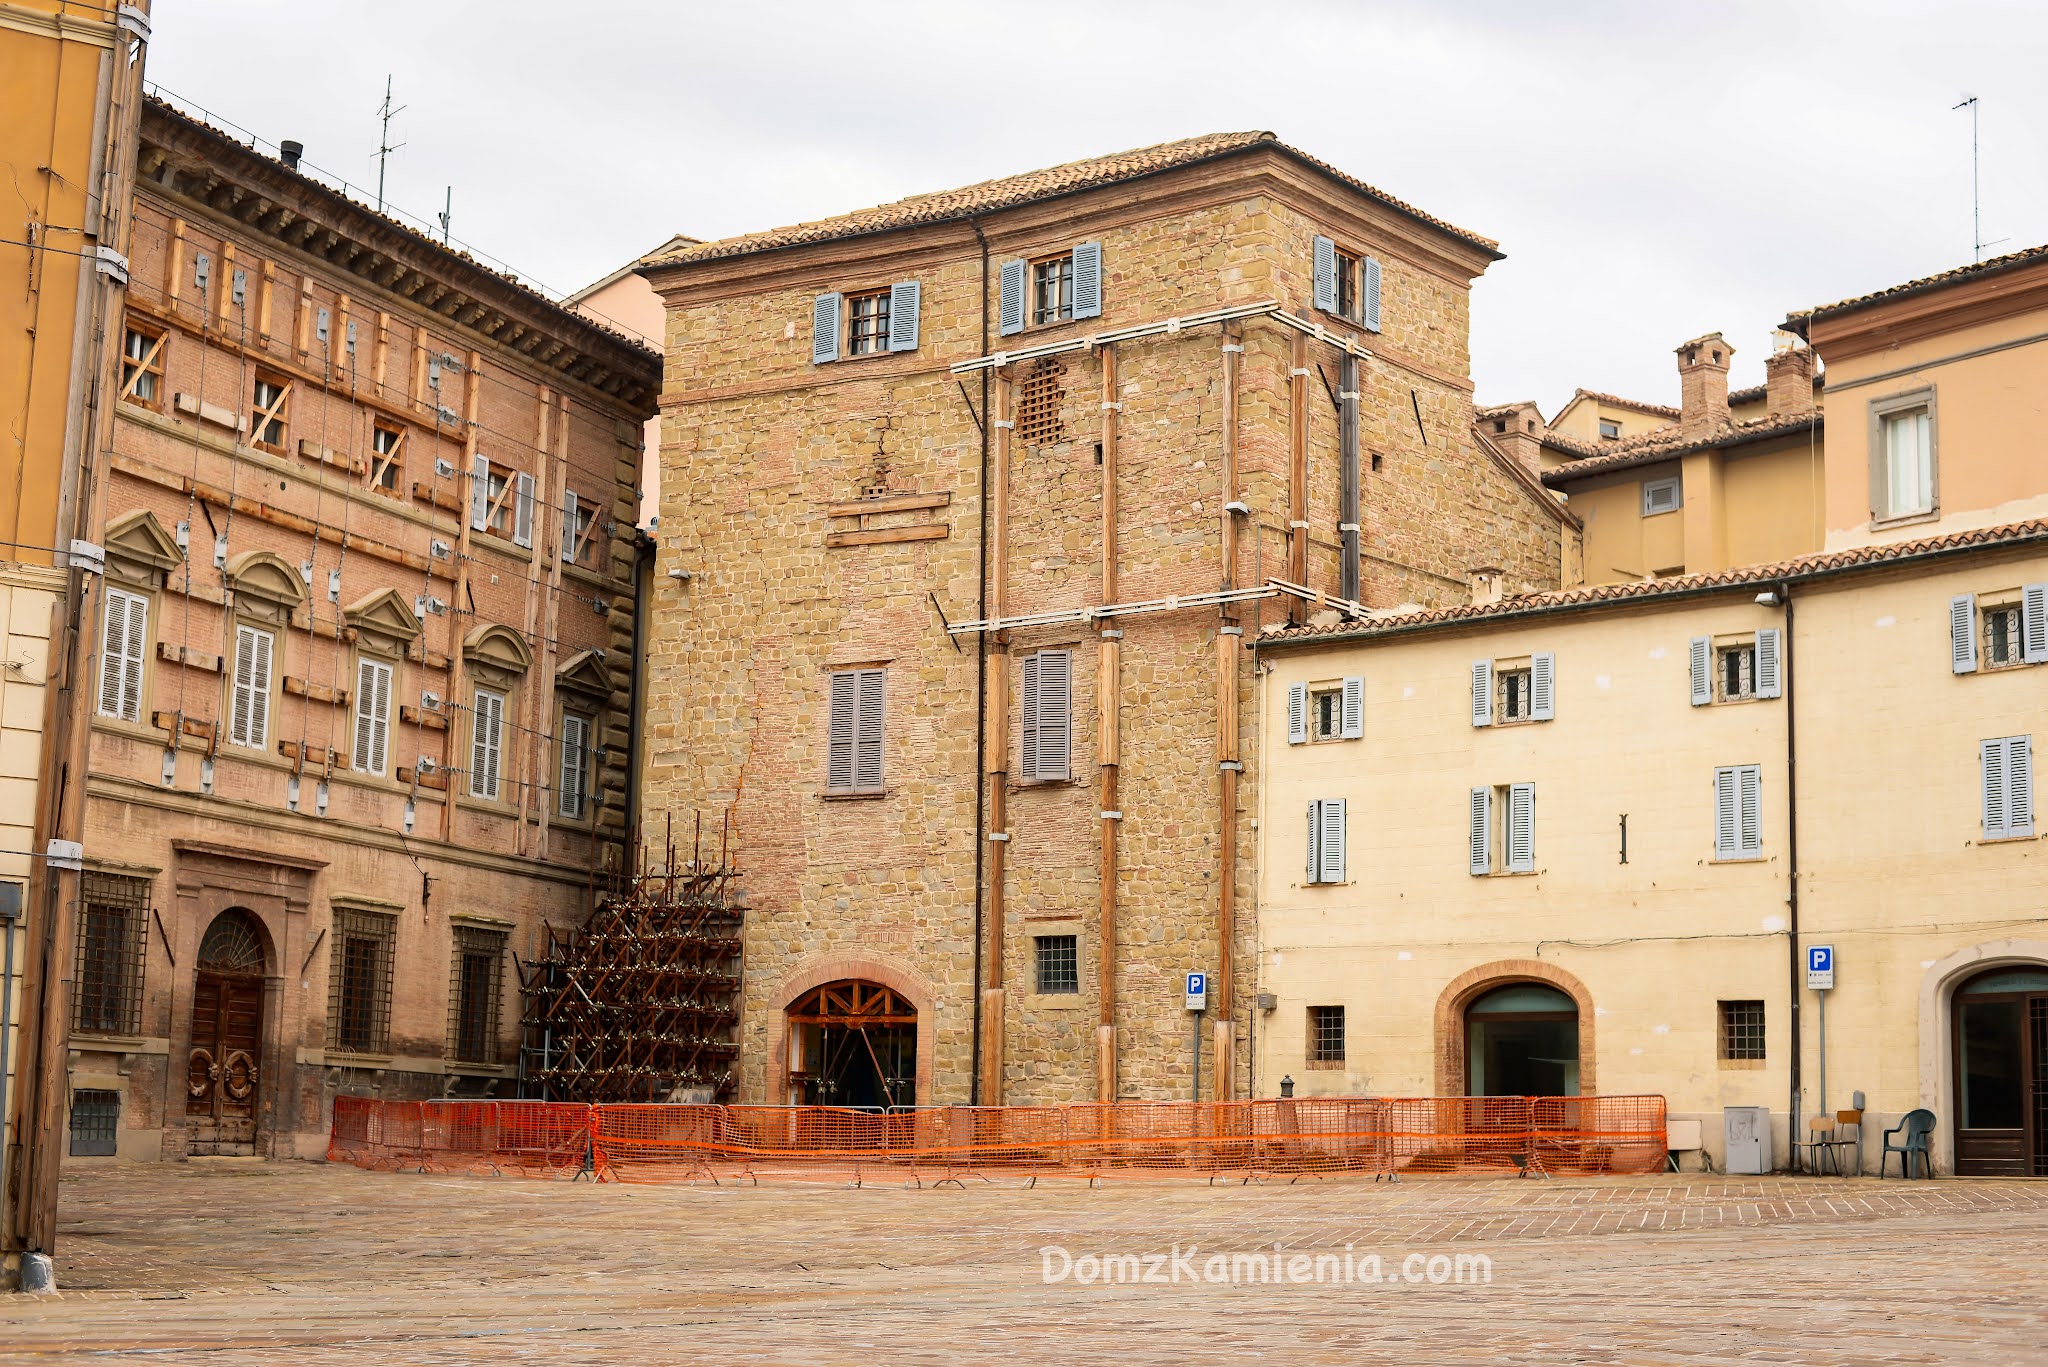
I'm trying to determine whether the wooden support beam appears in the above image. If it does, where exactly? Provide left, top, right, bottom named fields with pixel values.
left=980, top=365, right=1015, bottom=1108
left=1214, top=321, right=1243, bottom=1103
left=1097, top=342, right=1121, bottom=1104
left=824, top=524, right=947, bottom=549
left=825, top=491, right=951, bottom=519
left=1287, top=333, right=1309, bottom=625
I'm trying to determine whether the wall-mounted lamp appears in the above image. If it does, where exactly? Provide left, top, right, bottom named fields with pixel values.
left=667, top=568, right=692, bottom=581
left=1224, top=500, right=1250, bottom=516
left=1755, top=591, right=1781, bottom=607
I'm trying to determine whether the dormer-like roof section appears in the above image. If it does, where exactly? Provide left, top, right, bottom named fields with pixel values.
left=644, top=132, right=1500, bottom=270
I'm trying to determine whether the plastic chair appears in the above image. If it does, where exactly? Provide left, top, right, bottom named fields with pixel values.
left=1880, top=1109, right=1936, bottom=1179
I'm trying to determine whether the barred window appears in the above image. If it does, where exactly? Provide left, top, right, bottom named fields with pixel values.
left=448, top=925, right=507, bottom=1063
left=846, top=290, right=892, bottom=357
left=329, top=907, right=396, bottom=1054
left=69, top=1089, right=121, bottom=1157
left=73, top=872, right=150, bottom=1035
left=1308, top=1005, right=1346, bottom=1064
left=1034, top=934, right=1079, bottom=995
left=1719, top=999, right=1766, bottom=1061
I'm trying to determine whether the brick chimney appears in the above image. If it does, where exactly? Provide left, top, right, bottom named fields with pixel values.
left=1675, top=333, right=1734, bottom=435
left=1478, top=401, right=1545, bottom=477
left=1763, top=343, right=1817, bottom=420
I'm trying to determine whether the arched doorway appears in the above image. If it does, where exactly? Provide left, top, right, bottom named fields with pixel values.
left=784, top=980, right=916, bottom=1108
left=1952, top=965, right=2048, bottom=1176
left=187, top=909, right=268, bottom=1155
left=1466, top=983, right=1580, bottom=1096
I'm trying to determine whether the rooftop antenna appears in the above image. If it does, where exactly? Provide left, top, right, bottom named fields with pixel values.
left=1954, top=94, right=1982, bottom=262
left=374, top=75, right=407, bottom=214
left=439, top=186, right=452, bottom=246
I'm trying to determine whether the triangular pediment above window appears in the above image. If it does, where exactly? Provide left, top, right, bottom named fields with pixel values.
left=225, top=549, right=306, bottom=621
left=462, top=622, right=532, bottom=689
left=554, top=649, right=613, bottom=702
left=343, top=587, right=423, bottom=655
left=102, top=508, right=185, bottom=587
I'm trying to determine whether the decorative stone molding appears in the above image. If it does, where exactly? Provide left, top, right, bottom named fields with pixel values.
left=224, top=548, right=306, bottom=624
left=767, top=952, right=937, bottom=1108
left=461, top=623, right=531, bottom=691
left=102, top=508, right=185, bottom=589
left=342, top=587, right=422, bottom=658
left=553, top=648, right=612, bottom=704
left=1432, top=958, right=1597, bottom=1097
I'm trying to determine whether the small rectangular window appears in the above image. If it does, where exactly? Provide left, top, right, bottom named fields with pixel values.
left=69, top=1089, right=121, bottom=1157
left=1497, top=667, right=1532, bottom=722
left=826, top=668, right=886, bottom=794
left=845, top=289, right=892, bottom=356
left=73, top=872, right=149, bottom=1035
left=1718, top=1000, right=1766, bottom=1061
left=1019, top=650, right=1072, bottom=781
left=121, top=325, right=165, bottom=409
left=1877, top=403, right=1934, bottom=519
left=1334, top=250, right=1359, bottom=319
left=250, top=373, right=290, bottom=450
left=329, top=907, right=396, bottom=1054
left=470, top=687, right=505, bottom=800
left=1716, top=643, right=1756, bottom=702
left=485, top=468, right=511, bottom=536
left=1031, top=254, right=1074, bottom=326
left=563, top=496, right=595, bottom=565
left=1308, top=1005, right=1345, bottom=1065
left=1597, top=418, right=1621, bottom=440
left=1642, top=477, right=1681, bottom=516
left=448, top=925, right=507, bottom=1063
left=1310, top=686, right=1342, bottom=740
left=1984, top=602, right=2024, bottom=669
left=1034, top=934, right=1079, bottom=995
left=1982, top=735, right=2034, bottom=841
left=370, top=424, right=404, bottom=491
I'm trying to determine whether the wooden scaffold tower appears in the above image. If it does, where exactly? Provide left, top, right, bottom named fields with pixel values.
left=517, top=813, right=743, bottom=1102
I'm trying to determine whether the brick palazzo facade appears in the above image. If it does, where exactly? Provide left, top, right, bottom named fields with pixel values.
left=641, top=132, right=1577, bottom=1108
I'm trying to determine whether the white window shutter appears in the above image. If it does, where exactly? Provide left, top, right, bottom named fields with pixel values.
left=827, top=672, right=857, bottom=791
left=469, top=453, right=490, bottom=531
left=1950, top=594, right=1978, bottom=674
left=888, top=280, right=921, bottom=352
left=123, top=593, right=148, bottom=722
left=2022, top=584, right=2048, bottom=665
left=1738, top=764, right=1762, bottom=856
left=354, top=659, right=377, bottom=771
left=1019, top=653, right=1041, bottom=780
left=1983, top=739, right=2009, bottom=839
left=1312, top=235, right=1337, bottom=313
left=470, top=689, right=502, bottom=799
left=1341, top=676, right=1364, bottom=739
left=1506, top=782, right=1535, bottom=873
left=1470, top=660, right=1493, bottom=727
left=1039, top=650, right=1071, bottom=781
left=100, top=588, right=147, bottom=722
left=998, top=260, right=1026, bottom=336
left=1689, top=636, right=1713, bottom=706
left=1530, top=652, right=1555, bottom=721
left=1468, top=787, right=1491, bottom=876
left=2009, top=736, right=2034, bottom=837
left=230, top=626, right=255, bottom=746
left=1362, top=256, right=1382, bottom=333
left=560, top=714, right=588, bottom=818
left=1714, top=766, right=1739, bottom=859
left=1071, top=242, right=1102, bottom=320
left=249, top=628, right=272, bottom=749
left=1754, top=629, right=1782, bottom=700
left=512, top=471, right=535, bottom=548
left=1306, top=801, right=1321, bottom=882
left=1287, top=683, right=1308, bottom=745
left=231, top=626, right=272, bottom=749
left=854, top=668, right=885, bottom=791
left=561, top=490, right=579, bottom=561
left=812, top=292, right=842, bottom=364
left=1319, top=797, right=1346, bottom=884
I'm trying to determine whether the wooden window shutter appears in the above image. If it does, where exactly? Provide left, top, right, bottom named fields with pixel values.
left=1754, top=629, right=1782, bottom=700
left=1470, top=660, right=1493, bottom=727
left=2009, top=736, right=2034, bottom=837
left=887, top=281, right=921, bottom=352
left=560, top=714, right=588, bottom=818
left=512, top=471, right=536, bottom=548
left=1019, top=653, right=1041, bottom=780
left=1468, top=787, right=1491, bottom=876
left=2022, top=584, right=2048, bottom=665
left=1738, top=764, right=1762, bottom=856
left=1689, top=636, right=1713, bottom=706
left=1530, top=652, right=1555, bottom=721
left=1305, top=801, right=1321, bottom=882
left=1341, top=676, right=1364, bottom=739
left=1950, top=594, right=1978, bottom=674
left=1318, top=797, right=1346, bottom=884
left=998, top=260, right=1026, bottom=336
left=561, top=490, right=579, bottom=560
left=1287, top=683, right=1308, bottom=745
left=854, top=668, right=886, bottom=791
left=1071, top=242, right=1103, bottom=320
left=1312, top=236, right=1337, bottom=313
left=1362, top=256, right=1382, bottom=333
left=1506, top=782, right=1535, bottom=873
left=1714, top=766, right=1740, bottom=859
left=1038, top=650, right=1071, bottom=780
left=812, top=293, right=842, bottom=364
left=469, top=454, right=490, bottom=531
left=826, top=672, right=857, bottom=792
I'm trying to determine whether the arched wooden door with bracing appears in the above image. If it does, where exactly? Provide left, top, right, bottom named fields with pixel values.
left=784, top=980, right=916, bottom=1109
left=187, top=909, right=268, bottom=1155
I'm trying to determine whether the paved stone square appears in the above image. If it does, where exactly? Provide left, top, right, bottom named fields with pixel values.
left=5, top=1160, right=2046, bottom=1363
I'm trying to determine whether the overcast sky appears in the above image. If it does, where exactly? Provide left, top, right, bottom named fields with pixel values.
left=150, top=1, right=2046, bottom=411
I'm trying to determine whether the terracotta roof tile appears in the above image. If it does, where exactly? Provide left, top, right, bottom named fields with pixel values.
left=1540, top=412, right=1821, bottom=485
left=1789, top=241, right=2048, bottom=328
left=1258, top=517, right=2048, bottom=647
left=1558, top=388, right=1679, bottom=420
left=646, top=132, right=1499, bottom=268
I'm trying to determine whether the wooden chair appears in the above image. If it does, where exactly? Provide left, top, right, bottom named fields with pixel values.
left=1820, top=1109, right=1863, bottom=1176
left=1792, top=1116, right=1837, bottom=1174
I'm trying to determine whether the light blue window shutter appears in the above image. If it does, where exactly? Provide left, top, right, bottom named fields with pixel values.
left=1950, top=594, right=1978, bottom=674
left=2022, top=584, right=2048, bottom=664
left=1341, top=677, right=1364, bottom=739
left=812, top=292, right=842, bottom=364
left=998, top=260, right=1027, bottom=336
left=1983, top=739, right=2009, bottom=839
left=1468, top=787, right=1491, bottom=875
left=1470, top=660, right=1493, bottom=727
left=1754, top=629, right=1782, bottom=700
left=1319, top=798, right=1346, bottom=884
left=1530, top=652, right=1555, bottom=721
left=1362, top=256, right=1382, bottom=333
left=1714, top=766, right=1739, bottom=860
left=1739, top=764, right=1762, bottom=856
left=1506, top=783, right=1535, bottom=873
left=1689, top=636, right=1712, bottom=706
left=2010, top=736, right=2034, bottom=837
left=1312, top=235, right=1337, bottom=313
left=888, top=280, right=921, bottom=352
left=1288, top=682, right=1308, bottom=745
left=1071, top=242, right=1102, bottom=320
left=1306, top=800, right=1321, bottom=882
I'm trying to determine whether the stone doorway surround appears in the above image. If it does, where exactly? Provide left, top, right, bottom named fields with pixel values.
left=1919, top=939, right=2048, bottom=1177
left=767, top=953, right=936, bottom=1107
left=1434, top=959, right=1598, bottom=1098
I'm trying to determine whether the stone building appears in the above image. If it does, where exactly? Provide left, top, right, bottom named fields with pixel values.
left=640, top=131, right=1575, bottom=1108
left=60, top=96, right=658, bottom=1161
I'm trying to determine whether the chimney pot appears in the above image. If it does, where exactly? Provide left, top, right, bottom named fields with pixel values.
left=280, top=140, right=303, bottom=171
left=1763, top=343, right=1817, bottom=420
left=1675, top=332, right=1733, bottom=434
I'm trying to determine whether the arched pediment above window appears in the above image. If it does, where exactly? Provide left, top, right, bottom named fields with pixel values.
left=225, top=549, right=306, bottom=622
left=462, top=622, right=531, bottom=690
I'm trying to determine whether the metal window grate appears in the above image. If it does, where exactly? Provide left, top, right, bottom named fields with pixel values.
left=69, top=1089, right=120, bottom=1156
left=1717, top=645, right=1755, bottom=701
left=448, top=926, right=507, bottom=1063
left=1309, top=1005, right=1346, bottom=1063
left=1016, top=356, right=1066, bottom=446
left=1498, top=668, right=1532, bottom=721
left=1719, top=999, right=1766, bottom=1060
left=1034, top=934, right=1079, bottom=995
left=1984, top=605, right=2023, bottom=668
left=846, top=290, right=892, bottom=356
left=73, top=872, right=149, bottom=1035
left=328, top=908, right=396, bottom=1055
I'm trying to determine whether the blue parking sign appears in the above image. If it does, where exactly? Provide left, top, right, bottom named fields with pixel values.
left=1806, top=945, right=1834, bottom=990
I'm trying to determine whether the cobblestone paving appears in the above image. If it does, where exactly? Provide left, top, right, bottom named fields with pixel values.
left=7, top=1160, right=2047, bottom=1364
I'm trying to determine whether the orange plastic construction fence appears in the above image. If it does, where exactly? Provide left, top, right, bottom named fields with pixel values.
left=328, top=1095, right=1666, bottom=1184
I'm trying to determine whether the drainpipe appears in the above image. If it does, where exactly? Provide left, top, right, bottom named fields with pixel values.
left=1780, top=581, right=1802, bottom=1151
left=969, top=218, right=990, bottom=1106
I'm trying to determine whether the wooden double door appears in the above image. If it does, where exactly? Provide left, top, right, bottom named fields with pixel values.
left=1953, top=969, right=2048, bottom=1176
left=186, top=911, right=267, bottom=1156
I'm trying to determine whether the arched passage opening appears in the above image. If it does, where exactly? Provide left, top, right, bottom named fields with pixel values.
left=187, top=908, right=271, bottom=1155
left=1952, top=964, right=2048, bottom=1176
left=785, top=979, right=917, bottom=1109
left=1466, top=982, right=1580, bottom=1096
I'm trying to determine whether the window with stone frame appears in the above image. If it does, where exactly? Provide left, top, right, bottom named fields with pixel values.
left=845, top=289, right=892, bottom=357
left=329, top=906, right=396, bottom=1054
left=1718, top=999, right=1765, bottom=1061
left=1307, top=1005, right=1346, bottom=1066
left=249, top=372, right=291, bottom=451
left=1031, top=253, right=1074, bottom=326
left=1715, top=642, right=1756, bottom=702
left=120, top=322, right=166, bottom=411
left=1983, top=600, right=2026, bottom=670
left=1034, top=934, right=1079, bottom=995
left=448, top=925, right=507, bottom=1063
left=369, top=423, right=405, bottom=492
left=1496, top=666, right=1535, bottom=722
left=72, top=872, right=150, bottom=1035
left=1309, top=685, right=1343, bottom=741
